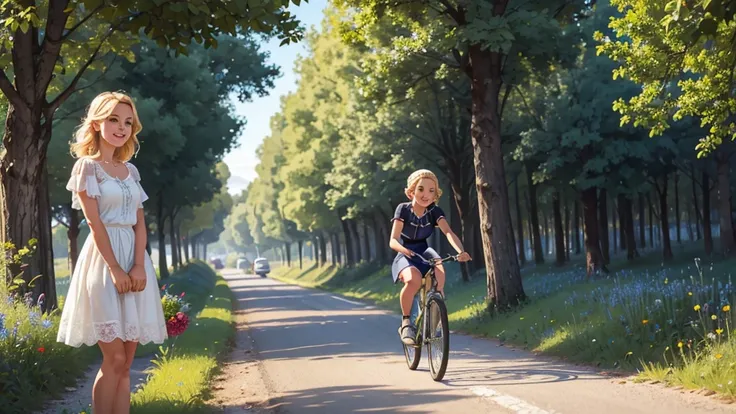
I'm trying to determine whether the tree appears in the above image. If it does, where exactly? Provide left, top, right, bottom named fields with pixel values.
left=0, top=0, right=303, bottom=306
left=336, top=0, right=589, bottom=309
left=597, top=0, right=736, bottom=256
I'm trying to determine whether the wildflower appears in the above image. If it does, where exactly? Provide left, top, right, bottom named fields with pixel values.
left=0, top=328, right=7, bottom=340
left=678, top=341, right=684, bottom=348
left=716, top=328, right=724, bottom=335
left=37, top=347, right=45, bottom=353
left=42, top=319, right=53, bottom=329
left=711, top=315, right=718, bottom=321
left=707, top=333, right=717, bottom=340
left=688, top=292, right=693, bottom=296
left=716, top=354, right=723, bottom=359
left=642, top=320, right=649, bottom=325
left=724, top=305, right=731, bottom=312
left=29, top=311, right=40, bottom=326
left=180, top=292, right=185, bottom=298
left=694, top=304, right=701, bottom=311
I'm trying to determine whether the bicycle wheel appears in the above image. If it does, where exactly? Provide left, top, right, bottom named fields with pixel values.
left=426, top=296, right=449, bottom=381
left=403, top=341, right=422, bottom=370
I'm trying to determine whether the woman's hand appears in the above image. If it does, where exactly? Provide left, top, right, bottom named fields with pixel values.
left=129, top=264, right=147, bottom=292
left=457, top=251, right=472, bottom=262
left=110, top=265, right=132, bottom=294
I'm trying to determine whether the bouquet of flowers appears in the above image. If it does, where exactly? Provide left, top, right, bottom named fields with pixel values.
left=160, top=284, right=191, bottom=337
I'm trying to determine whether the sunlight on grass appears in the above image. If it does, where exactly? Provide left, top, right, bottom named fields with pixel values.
left=130, top=264, right=234, bottom=413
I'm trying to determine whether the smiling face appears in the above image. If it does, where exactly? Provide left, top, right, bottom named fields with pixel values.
left=95, top=103, right=134, bottom=148
left=411, top=177, right=437, bottom=208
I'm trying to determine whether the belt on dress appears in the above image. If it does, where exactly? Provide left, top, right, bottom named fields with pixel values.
left=104, top=223, right=133, bottom=228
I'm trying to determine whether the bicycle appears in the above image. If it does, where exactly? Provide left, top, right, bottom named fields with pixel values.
left=401, top=254, right=458, bottom=382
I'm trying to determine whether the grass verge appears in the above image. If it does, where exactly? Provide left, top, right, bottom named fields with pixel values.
left=130, top=261, right=234, bottom=413
left=270, top=246, right=736, bottom=401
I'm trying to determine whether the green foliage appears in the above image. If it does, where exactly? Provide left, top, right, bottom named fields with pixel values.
left=597, top=0, right=736, bottom=157
left=0, top=243, right=97, bottom=414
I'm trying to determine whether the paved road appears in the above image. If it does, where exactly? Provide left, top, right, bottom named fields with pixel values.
left=221, top=269, right=734, bottom=414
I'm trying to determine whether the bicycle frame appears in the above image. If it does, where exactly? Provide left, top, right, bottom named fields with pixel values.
left=410, top=256, right=453, bottom=347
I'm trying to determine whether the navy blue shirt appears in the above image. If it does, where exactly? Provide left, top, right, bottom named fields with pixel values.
left=392, top=202, right=446, bottom=244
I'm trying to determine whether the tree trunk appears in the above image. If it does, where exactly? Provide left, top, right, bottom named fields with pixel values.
left=553, top=191, right=565, bottom=266
left=349, top=219, right=362, bottom=263
left=543, top=208, right=550, bottom=257
left=157, top=197, right=169, bottom=278
left=564, top=196, right=570, bottom=261
left=514, top=178, right=526, bottom=265
left=656, top=175, right=674, bottom=261
left=203, top=243, right=208, bottom=262
left=0, top=106, right=57, bottom=307
left=284, top=242, right=292, bottom=267
left=362, top=221, right=371, bottom=262
left=526, top=165, right=544, bottom=264
left=716, top=153, right=736, bottom=256
left=67, top=206, right=80, bottom=275
left=320, top=233, right=328, bottom=266
left=330, top=233, right=338, bottom=265
left=169, top=211, right=179, bottom=271
left=618, top=195, right=626, bottom=251
left=648, top=194, right=654, bottom=248
left=450, top=186, right=471, bottom=281
left=598, top=188, right=610, bottom=264
left=638, top=193, right=646, bottom=248
left=372, top=214, right=386, bottom=264
left=573, top=199, right=581, bottom=254
left=674, top=170, right=681, bottom=244
left=691, top=164, right=702, bottom=241
left=620, top=194, right=638, bottom=260
left=581, top=187, right=607, bottom=277
left=340, top=219, right=354, bottom=266
left=612, top=198, right=618, bottom=254
left=298, top=240, right=303, bottom=269
left=183, top=234, right=190, bottom=263
left=176, top=225, right=183, bottom=267
left=36, top=164, right=57, bottom=311
left=468, top=43, right=525, bottom=308
left=703, top=170, right=713, bottom=255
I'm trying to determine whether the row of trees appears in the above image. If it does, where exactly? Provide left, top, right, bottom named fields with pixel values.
left=226, top=0, right=736, bottom=311
left=0, top=0, right=306, bottom=310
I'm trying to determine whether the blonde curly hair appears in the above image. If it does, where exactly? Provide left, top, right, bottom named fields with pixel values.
left=70, top=91, right=142, bottom=162
left=405, top=169, right=443, bottom=201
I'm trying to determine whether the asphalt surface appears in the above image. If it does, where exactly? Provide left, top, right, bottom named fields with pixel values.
left=222, top=269, right=735, bottom=414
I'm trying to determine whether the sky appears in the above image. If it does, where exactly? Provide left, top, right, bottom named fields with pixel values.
left=223, top=0, right=329, bottom=195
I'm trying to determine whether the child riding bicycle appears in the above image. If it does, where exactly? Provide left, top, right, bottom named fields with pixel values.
left=389, top=169, right=471, bottom=345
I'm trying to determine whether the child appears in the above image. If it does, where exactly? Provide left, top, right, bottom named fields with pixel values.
left=57, top=91, right=168, bottom=413
left=389, top=169, right=471, bottom=345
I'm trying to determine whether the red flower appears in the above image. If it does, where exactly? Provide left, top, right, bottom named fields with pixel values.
left=37, top=347, right=45, bottom=353
left=180, top=292, right=185, bottom=298
left=166, top=312, right=190, bottom=337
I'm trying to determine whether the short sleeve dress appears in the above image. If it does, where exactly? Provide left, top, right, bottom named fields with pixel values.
left=390, top=202, right=446, bottom=283
left=56, top=157, right=168, bottom=347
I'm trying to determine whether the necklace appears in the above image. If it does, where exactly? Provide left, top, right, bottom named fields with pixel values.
left=101, top=159, right=120, bottom=167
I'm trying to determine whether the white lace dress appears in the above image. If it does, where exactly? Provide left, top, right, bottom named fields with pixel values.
left=57, top=157, right=168, bottom=347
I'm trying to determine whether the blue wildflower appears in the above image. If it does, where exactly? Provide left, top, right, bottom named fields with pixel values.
left=42, top=319, right=53, bottom=329
left=29, top=311, right=40, bottom=326
left=0, top=328, right=7, bottom=340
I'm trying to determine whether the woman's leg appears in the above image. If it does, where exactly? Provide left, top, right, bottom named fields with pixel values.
left=94, top=339, right=127, bottom=414
left=399, top=266, right=422, bottom=316
left=423, top=248, right=445, bottom=296
left=112, top=340, right=139, bottom=414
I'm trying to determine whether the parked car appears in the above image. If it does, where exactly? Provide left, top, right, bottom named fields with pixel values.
left=253, top=258, right=270, bottom=277
left=210, top=258, right=224, bottom=270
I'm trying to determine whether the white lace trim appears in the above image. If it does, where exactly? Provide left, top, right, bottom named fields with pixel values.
left=57, top=317, right=167, bottom=347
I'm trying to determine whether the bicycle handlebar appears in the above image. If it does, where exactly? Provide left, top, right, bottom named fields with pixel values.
left=413, top=253, right=460, bottom=266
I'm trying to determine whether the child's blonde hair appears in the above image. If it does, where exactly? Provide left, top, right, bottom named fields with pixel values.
left=70, top=91, right=142, bottom=161
left=405, top=169, right=443, bottom=201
